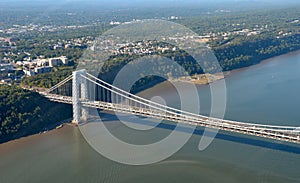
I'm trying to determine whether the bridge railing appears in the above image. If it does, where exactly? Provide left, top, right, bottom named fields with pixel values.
left=41, top=71, right=300, bottom=138
left=83, top=73, right=300, bottom=132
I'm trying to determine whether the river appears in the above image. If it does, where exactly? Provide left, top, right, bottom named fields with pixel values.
left=1, top=52, right=300, bottom=183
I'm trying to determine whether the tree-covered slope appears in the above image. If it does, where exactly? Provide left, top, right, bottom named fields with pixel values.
left=0, top=85, right=72, bottom=143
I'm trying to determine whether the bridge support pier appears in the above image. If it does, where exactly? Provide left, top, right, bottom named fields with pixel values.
left=72, top=69, right=88, bottom=125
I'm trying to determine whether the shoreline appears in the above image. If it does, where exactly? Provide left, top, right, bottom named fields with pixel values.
left=2, top=49, right=300, bottom=145
left=226, top=49, right=300, bottom=78
left=0, top=118, right=73, bottom=145
left=172, top=49, right=300, bottom=86
left=0, top=125, right=75, bottom=150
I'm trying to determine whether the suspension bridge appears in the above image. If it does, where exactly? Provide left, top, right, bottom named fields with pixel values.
left=39, top=70, right=300, bottom=144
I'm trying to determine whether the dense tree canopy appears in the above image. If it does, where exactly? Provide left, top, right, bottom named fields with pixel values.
left=0, top=85, right=72, bottom=143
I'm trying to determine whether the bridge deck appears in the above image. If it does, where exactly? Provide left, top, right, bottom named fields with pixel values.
left=43, top=94, right=300, bottom=144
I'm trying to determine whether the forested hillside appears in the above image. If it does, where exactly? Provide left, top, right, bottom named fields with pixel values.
left=0, top=85, right=72, bottom=143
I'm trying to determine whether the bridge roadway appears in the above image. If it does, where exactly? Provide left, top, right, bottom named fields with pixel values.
left=43, top=93, right=300, bottom=144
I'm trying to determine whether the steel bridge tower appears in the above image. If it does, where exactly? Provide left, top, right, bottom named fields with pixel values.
left=72, top=69, right=88, bottom=125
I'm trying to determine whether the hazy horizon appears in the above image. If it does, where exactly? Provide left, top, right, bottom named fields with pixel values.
left=1, top=0, right=300, bottom=7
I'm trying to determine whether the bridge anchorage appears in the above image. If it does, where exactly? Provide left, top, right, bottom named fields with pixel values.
left=41, top=70, right=300, bottom=144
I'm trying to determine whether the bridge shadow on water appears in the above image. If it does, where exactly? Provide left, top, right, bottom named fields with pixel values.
left=97, top=112, right=300, bottom=155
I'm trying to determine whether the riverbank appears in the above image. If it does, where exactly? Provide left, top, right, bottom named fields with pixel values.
left=172, top=49, right=300, bottom=86
left=0, top=85, right=73, bottom=144
left=0, top=124, right=73, bottom=147
left=0, top=118, right=73, bottom=145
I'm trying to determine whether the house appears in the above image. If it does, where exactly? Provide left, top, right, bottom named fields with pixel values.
left=49, top=56, right=68, bottom=67
left=34, top=66, right=52, bottom=74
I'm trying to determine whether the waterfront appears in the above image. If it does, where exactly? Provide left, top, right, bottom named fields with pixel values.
left=1, top=51, right=300, bottom=182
